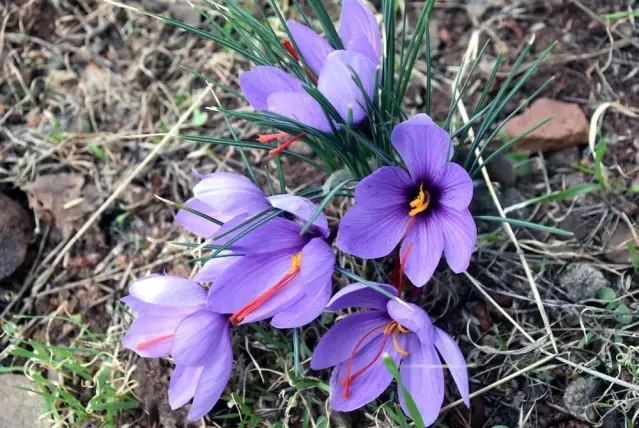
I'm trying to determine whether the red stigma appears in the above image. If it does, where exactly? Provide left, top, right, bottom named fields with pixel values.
left=136, top=334, right=174, bottom=351
left=269, top=133, right=305, bottom=156
left=283, top=40, right=299, bottom=61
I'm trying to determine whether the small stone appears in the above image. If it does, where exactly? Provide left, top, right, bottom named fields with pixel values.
left=563, top=377, right=601, bottom=421
left=503, top=98, right=589, bottom=152
left=0, top=374, right=47, bottom=427
left=0, top=193, right=31, bottom=280
left=559, top=263, right=609, bottom=301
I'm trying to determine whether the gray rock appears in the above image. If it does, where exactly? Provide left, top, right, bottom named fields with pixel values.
left=0, top=193, right=31, bottom=280
left=0, top=374, right=47, bottom=427
left=559, top=263, right=609, bottom=301
left=563, top=376, right=601, bottom=421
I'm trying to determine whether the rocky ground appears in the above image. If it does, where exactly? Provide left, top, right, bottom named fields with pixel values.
left=1, top=0, right=638, bottom=427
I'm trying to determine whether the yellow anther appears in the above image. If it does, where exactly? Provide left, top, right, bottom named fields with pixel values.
left=396, top=324, right=410, bottom=334
left=392, top=332, right=409, bottom=356
left=408, top=184, right=429, bottom=217
left=290, top=252, right=302, bottom=273
left=383, top=321, right=398, bottom=335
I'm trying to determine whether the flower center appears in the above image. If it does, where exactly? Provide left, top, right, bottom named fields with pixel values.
left=408, top=183, right=429, bottom=216
left=340, top=321, right=410, bottom=399
left=229, top=252, right=302, bottom=326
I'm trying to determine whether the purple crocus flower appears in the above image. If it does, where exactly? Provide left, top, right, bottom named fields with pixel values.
left=336, top=114, right=477, bottom=287
left=239, top=0, right=380, bottom=133
left=122, top=275, right=233, bottom=420
left=311, top=283, right=470, bottom=424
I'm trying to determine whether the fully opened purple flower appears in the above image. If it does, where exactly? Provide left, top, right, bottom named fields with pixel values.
left=311, top=283, right=470, bottom=424
left=336, top=114, right=477, bottom=287
left=122, top=275, right=233, bottom=420
left=239, top=0, right=380, bottom=133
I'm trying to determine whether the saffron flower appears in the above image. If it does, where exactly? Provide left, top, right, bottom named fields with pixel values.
left=239, top=0, right=380, bottom=134
left=207, top=214, right=334, bottom=328
left=122, top=275, right=233, bottom=420
left=311, top=283, right=470, bottom=424
left=336, top=114, right=477, bottom=287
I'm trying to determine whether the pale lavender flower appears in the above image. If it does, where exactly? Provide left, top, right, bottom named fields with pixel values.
left=311, top=283, right=470, bottom=424
left=336, top=114, right=477, bottom=286
left=122, top=275, right=233, bottom=420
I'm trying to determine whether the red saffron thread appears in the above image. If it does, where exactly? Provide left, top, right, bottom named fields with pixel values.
left=340, top=324, right=387, bottom=399
left=136, top=334, right=174, bottom=351
left=397, top=243, right=413, bottom=294
left=269, top=133, right=305, bottom=156
left=257, top=132, right=289, bottom=143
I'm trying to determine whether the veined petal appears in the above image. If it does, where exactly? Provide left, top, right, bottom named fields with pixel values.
left=434, top=163, right=473, bottom=210
left=194, top=255, right=239, bottom=284
left=317, top=50, right=376, bottom=126
left=239, top=66, right=304, bottom=110
left=122, top=314, right=184, bottom=358
left=433, top=327, right=470, bottom=407
left=399, top=335, right=445, bottom=425
left=267, top=91, right=332, bottom=132
left=176, top=198, right=228, bottom=238
left=267, top=194, right=330, bottom=238
left=336, top=203, right=409, bottom=259
left=329, top=331, right=403, bottom=411
left=401, top=214, right=444, bottom=287
left=353, top=166, right=413, bottom=209
left=241, top=238, right=334, bottom=325
left=270, top=277, right=332, bottom=328
left=287, top=20, right=335, bottom=75
left=187, top=326, right=233, bottom=420
left=207, top=249, right=295, bottom=314
left=339, top=0, right=381, bottom=65
left=391, top=114, right=452, bottom=182
left=327, top=282, right=397, bottom=311
left=169, top=365, right=204, bottom=410
left=121, top=295, right=202, bottom=318
left=386, top=301, right=435, bottom=345
left=215, top=217, right=307, bottom=255
left=193, top=172, right=269, bottom=217
left=129, top=275, right=206, bottom=307
left=311, top=311, right=390, bottom=370
left=172, top=310, right=230, bottom=367
left=436, top=207, right=476, bottom=273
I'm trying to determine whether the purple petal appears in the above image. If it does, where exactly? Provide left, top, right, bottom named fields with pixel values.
left=129, top=275, right=206, bottom=307
left=287, top=21, right=335, bottom=75
left=188, top=326, right=233, bottom=420
left=434, top=327, right=470, bottom=407
left=216, top=217, right=307, bottom=255
left=327, top=282, right=397, bottom=311
left=387, top=300, right=435, bottom=345
left=193, top=172, right=269, bottom=217
left=239, top=66, right=304, bottom=110
left=434, top=163, right=473, bottom=210
left=121, top=295, right=201, bottom=318
left=399, top=335, right=445, bottom=425
left=339, top=0, right=381, bottom=65
left=194, top=255, right=239, bottom=283
left=267, top=194, right=330, bottom=238
left=353, top=166, right=413, bottom=209
left=436, top=207, right=476, bottom=273
left=401, top=214, right=444, bottom=287
left=207, top=249, right=295, bottom=314
left=270, top=277, right=332, bottom=328
left=317, top=50, right=376, bottom=126
left=329, top=331, right=404, bottom=411
left=311, top=311, right=390, bottom=370
left=266, top=91, right=332, bottom=132
left=241, top=238, right=334, bottom=325
left=172, top=310, right=230, bottom=366
left=336, top=206, right=409, bottom=260
left=169, top=365, right=203, bottom=409
left=391, top=114, right=452, bottom=182
left=122, top=314, right=184, bottom=358
left=176, top=198, right=228, bottom=238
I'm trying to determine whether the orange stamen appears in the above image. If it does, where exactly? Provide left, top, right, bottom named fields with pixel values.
left=257, top=132, right=289, bottom=143
left=340, top=321, right=411, bottom=398
left=268, top=132, right=305, bottom=156
left=136, top=334, right=174, bottom=351
left=283, top=40, right=299, bottom=61
left=229, top=253, right=302, bottom=326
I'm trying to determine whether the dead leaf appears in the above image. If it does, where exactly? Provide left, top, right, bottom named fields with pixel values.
left=47, top=69, right=78, bottom=90
left=23, top=174, right=99, bottom=236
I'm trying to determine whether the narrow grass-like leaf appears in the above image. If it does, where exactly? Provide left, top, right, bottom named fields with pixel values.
left=293, top=328, right=300, bottom=377
left=474, top=216, right=574, bottom=236
left=382, top=356, right=425, bottom=428
left=594, top=140, right=608, bottom=189
left=307, top=0, right=343, bottom=48
left=299, top=179, right=355, bottom=235
left=334, top=266, right=399, bottom=301
left=156, top=196, right=224, bottom=226
left=506, top=183, right=601, bottom=212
